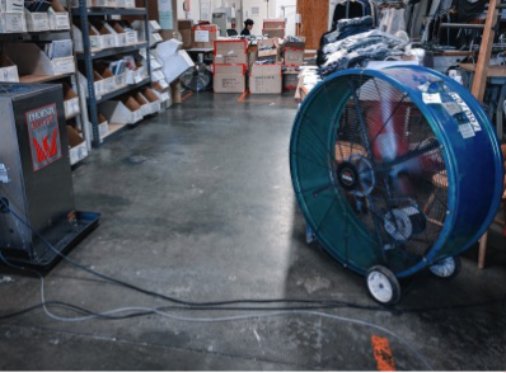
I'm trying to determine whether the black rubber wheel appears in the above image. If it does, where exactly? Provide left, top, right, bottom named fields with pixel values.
left=366, top=265, right=402, bottom=305
left=429, top=256, right=461, bottom=279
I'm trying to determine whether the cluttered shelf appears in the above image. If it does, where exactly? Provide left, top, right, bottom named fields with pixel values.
left=77, top=42, right=148, bottom=60
left=71, top=7, right=146, bottom=16
left=95, top=78, right=150, bottom=104
left=19, top=72, right=74, bottom=84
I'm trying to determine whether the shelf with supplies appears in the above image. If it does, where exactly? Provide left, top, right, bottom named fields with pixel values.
left=134, top=19, right=172, bottom=111
left=72, top=0, right=152, bottom=147
left=0, top=0, right=92, bottom=167
left=76, top=42, right=148, bottom=59
left=71, top=7, right=146, bottom=17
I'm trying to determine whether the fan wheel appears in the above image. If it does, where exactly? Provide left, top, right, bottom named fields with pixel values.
left=366, top=265, right=401, bottom=305
left=429, top=256, right=461, bottom=279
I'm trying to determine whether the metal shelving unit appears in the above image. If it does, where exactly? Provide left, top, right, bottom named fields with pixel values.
left=72, top=0, right=152, bottom=148
left=0, top=13, right=92, bottom=167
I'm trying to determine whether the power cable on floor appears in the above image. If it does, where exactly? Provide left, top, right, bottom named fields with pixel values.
left=0, top=192, right=504, bottom=315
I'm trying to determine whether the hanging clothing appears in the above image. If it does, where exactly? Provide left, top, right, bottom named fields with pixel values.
left=378, top=7, right=407, bottom=34
left=455, top=0, right=486, bottom=21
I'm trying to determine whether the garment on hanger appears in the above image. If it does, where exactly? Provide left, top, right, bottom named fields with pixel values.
left=378, top=7, right=407, bottom=34
left=331, top=0, right=374, bottom=30
left=455, top=0, right=486, bottom=21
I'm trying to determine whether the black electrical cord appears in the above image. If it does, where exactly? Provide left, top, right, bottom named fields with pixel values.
left=0, top=194, right=504, bottom=321
left=0, top=194, right=388, bottom=310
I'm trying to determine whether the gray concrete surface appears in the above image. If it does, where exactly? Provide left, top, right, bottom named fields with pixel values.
left=0, top=93, right=505, bottom=370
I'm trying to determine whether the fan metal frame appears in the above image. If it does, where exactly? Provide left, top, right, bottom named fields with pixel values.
left=290, top=65, right=504, bottom=278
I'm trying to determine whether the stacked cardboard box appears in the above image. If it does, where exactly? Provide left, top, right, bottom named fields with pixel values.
left=178, top=20, right=193, bottom=49
left=262, top=19, right=285, bottom=39
left=250, top=63, right=282, bottom=94
left=213, top=39, right=248, bottom=94
left=281, top=38, right=306, bottom=91
left=192, top=24, right=219, bottom=49
left=213, top=64, right=246, bottom=93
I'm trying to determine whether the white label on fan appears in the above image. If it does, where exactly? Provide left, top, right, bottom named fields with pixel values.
left=442, top=101, right=462, bottom=116
left=0, top=163, right=9, bottom=183
left=422, top=93, right=442, bottom=104
left=459, top=123, right=475, bottom=139
left=448, top=92, right=481, bottom=132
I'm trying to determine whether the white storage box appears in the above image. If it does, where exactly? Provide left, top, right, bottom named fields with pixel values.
left=158, top=49, right=194, bottom=84
left=100, top=100, right=144, bottom=125
left=98, top=120, right=109, bottom=141
left=4, top=43, right=75, bottom=76
left=125, top=30, right=138, bottom=45
left=149, top=20, right=161, bottom=32
left=25, top=10, right=50, bottom=32
left=73, top=25, right=103, bottom=52
left=48, top=9, right=70, bottom=30
left=69, top=142, right=89, bottom=165
left=0, top=55, right=19, bottom=82
left=157, top=79, right=169, bottom=90
left=0, top=0, right=23, bottom=13
left=64, top=97, right=80, bottom=118
left=151, top=69, right=165, bottom=82
left=0, top=12, right=26, bottom=33
left=151, top=33, right=163, bottom=46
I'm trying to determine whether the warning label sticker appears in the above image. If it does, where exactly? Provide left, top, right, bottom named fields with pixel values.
left=448, top=91, right=481, bottom=133
left=25, top=104, right=62, bottom=172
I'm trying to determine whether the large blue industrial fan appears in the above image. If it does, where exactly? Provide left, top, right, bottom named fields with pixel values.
left=290, top=65, right=504, bottom=305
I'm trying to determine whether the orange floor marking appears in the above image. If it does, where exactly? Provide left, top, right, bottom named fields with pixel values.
left=237, top=91, right=249, bottom=102
left=371, top=335, right=396, bottom=371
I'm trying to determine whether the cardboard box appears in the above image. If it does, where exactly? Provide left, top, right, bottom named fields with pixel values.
left=49, top=0, right=70, bottom=30
left=4, top=43, right=75, bottom=77
left=157, top=40, right=194, bottom=83
left=149, top=20, right=161, bottom=33
left=0, top=55, right=19, bottom=82
left=73, top=24, right=103, bottom=52
left=151, top=32, right=163, bottom=46
left=0, top=12, right=26, bottom=33
left=262, top=28, right=285, bottom=39
left=192, top=24, right=218, bottom=49
left=250, top=64, right=282, bottom=94
left=99, top=96, right=144, bottom=125
left=213, top=64, right=245, bottom=93
left=214, top=39, right=248, bottom=65
left=257, top=38, right=281, bottom=60
left=69, top=141, right=89, bottom=165
left=67, top=125, right=84, bottom=147
left=98, top=113, right=109, bottom=141
left=178, top=20, right=193, bottom=49
left=133, top=91, right=151, bottom=117
left=0, top=0, right=23, bottom=13
left=25, top=10, right=50, bottom=32
left=284, top=47, right=305, bottom=66
left=263, top=19, right=286, bottom=30
left=63, top=84, right=80, bottom=118
left=95, top=65, right=115, bottom=93
left=283, top=70, right=299, bottom=91
left=96, top=22, right=117, bottom=48
left=142, top=88, right=162, bottom=114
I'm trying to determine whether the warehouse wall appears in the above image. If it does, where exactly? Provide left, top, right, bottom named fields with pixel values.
left=177, top=0, right=296, bottom=36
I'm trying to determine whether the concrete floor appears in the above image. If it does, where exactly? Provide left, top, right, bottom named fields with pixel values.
left=1, top=93, right=506, bottom=370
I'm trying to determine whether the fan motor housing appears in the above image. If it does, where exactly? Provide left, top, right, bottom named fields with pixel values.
left=290, top=66, right=504, bottom=278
